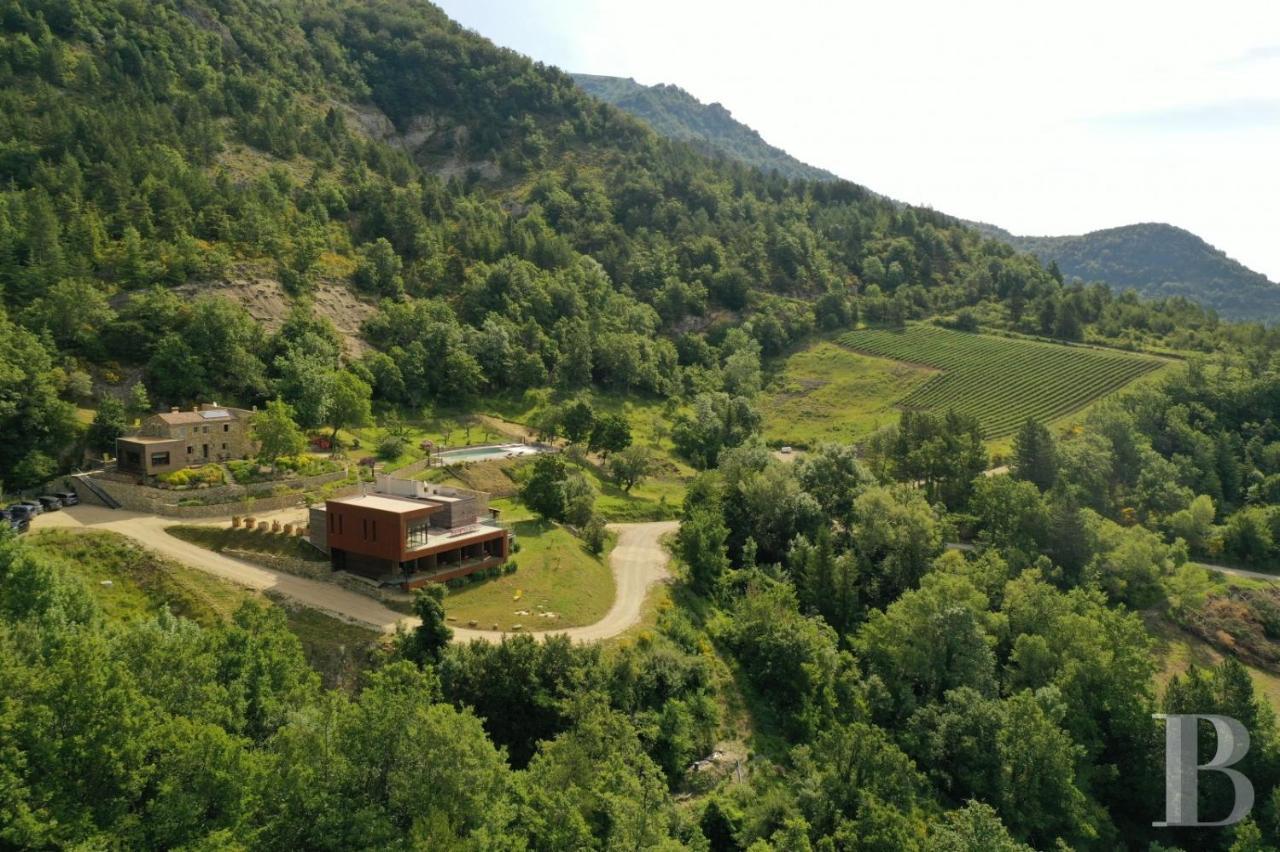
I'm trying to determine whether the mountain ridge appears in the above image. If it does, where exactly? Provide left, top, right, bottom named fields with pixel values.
left=572, top=73, right=838, bottom=183
left=574, top=73, right=1280, bottom=323
left=969, top=220, right=1280, bottom=322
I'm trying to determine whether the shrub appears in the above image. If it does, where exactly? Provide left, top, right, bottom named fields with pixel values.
left=446, top=577, right=465, bottom=589
left=503, top=561, right=518, bottom=575
left=227, top=460, right=261, bottom=484
left=583, top=514, right=607, bottom=555
left=377, top=434, right=407, bottom=461
left=157, top=464, right=225, bottom=488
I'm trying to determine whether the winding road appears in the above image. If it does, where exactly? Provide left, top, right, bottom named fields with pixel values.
left=29, top=506, right=677, bottom=643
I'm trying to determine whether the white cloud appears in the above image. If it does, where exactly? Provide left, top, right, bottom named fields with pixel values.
left=437, top=0, right=1280, bottom=280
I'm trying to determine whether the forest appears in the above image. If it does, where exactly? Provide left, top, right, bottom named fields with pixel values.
left=3, top=1, right=1280, bottom=850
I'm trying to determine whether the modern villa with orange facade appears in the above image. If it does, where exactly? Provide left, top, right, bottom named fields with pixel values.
left=308, top=475, right=510, bottom=590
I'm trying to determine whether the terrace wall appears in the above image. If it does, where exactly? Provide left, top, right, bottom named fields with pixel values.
left=70, top=472, right=363, bottom=518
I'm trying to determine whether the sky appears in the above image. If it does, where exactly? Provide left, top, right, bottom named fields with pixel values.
left=434, top=0, right=1280, bottom=281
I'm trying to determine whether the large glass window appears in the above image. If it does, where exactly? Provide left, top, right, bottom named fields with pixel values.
left=406, top=520, right=432, bottom=549
left=150, top=452, right=170, bottom=466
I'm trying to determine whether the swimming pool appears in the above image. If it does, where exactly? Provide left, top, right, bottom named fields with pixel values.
left=435, top=443, right=546, bottom=463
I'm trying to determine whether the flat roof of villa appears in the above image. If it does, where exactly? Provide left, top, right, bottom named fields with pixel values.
left=119, top=435, right=183, bottom=445
left=326, top=493, right=441, bottom=514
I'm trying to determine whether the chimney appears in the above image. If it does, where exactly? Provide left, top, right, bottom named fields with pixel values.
left=171, top=407, right=180, bottom=414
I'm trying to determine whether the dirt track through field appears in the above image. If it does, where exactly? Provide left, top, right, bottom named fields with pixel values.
left=30, top=506, right=675, bottom=644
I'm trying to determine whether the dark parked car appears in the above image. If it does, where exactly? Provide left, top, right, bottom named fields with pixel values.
left=13, top=501, right=41, bottom=517
left=36, top=495, right=63, bottom=511
left=54, top=490, right=79, bottom=506
left=6, top=504, right=38, bottom=522
left=2, top=509, right=29, bottom=534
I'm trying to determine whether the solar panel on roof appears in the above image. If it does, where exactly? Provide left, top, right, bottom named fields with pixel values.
left=200, top=409, right=231, bottom=419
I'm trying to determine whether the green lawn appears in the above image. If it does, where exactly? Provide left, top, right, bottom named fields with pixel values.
left=25, top=529, right=380, bottom=689
left=576, top=458, right=684, bottom=521
left=762, top=340, right=936, bottom=448
left=444, top=519, right=614, bottom=632
left=490, top=497, right=535, bottom=523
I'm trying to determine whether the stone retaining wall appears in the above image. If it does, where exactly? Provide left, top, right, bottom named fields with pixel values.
left=331, top=572, right=415, bottom=613
left=222, top=548, right=333, bottom=580
left=71, top=474, right=366, bottom=519
left=96, top=467, right=349, bottom=504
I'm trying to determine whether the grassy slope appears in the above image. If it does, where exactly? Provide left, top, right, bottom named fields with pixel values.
left=572, top=458, right=684, bottom=521
left=27, top=529, right=253, bottom=626
left=165, top=525, right=328, bottom=562
left=1147, top=608, right=1280, bottom=712
left=25, top=529, right=380, bottom=689
left=443, top=518, right=615, bottom=631
left=762, top=340, right=936, bottom=448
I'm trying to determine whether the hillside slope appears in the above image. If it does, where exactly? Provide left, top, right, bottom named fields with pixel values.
left=572, top=74, right=1279, bottom=324
left=973, top=222, right=1280, bottom=323
left=2, top=0, right=1065, bottom=487
left=572, top=73, right=837, bottom=182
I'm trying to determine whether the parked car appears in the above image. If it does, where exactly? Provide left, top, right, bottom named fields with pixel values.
left=6, top=503, right=39, bottom=522
left=2, top=509, right=29, bottom=534
left=36, top=495, right=63, bottom=511
left=14, top=501, right=42, bottom=517
left=54, top=490, right=79, bottom=506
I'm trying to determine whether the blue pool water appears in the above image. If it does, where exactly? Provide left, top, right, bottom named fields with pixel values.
left=435, top=443, right=545, bottom=463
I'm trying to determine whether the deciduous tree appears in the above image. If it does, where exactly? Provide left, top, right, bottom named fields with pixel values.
left=252, top=399, right=306, bottom=471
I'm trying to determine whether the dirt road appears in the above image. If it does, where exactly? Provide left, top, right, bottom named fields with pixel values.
left=1192, top=561, right=1280, bottom=584
left=29, top=507, right=676, bottom=643
left=948, top=539, right=1279, bottom=585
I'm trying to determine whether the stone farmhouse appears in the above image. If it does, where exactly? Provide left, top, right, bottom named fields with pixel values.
left=117, top=403, right=257, bottom=477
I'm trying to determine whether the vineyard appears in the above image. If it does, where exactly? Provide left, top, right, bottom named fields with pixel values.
left=838, top=325, right=1167, bottom=437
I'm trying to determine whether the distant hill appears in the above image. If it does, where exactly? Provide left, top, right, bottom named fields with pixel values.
left=572, top=74, right=1280, bottom=324
left=971, top=222, right=1280, bottom=324
left=572, top=74, right=838, bottom=182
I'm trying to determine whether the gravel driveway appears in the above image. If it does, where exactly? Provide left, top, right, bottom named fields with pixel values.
left=30, top=506, right=676, bottom=644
